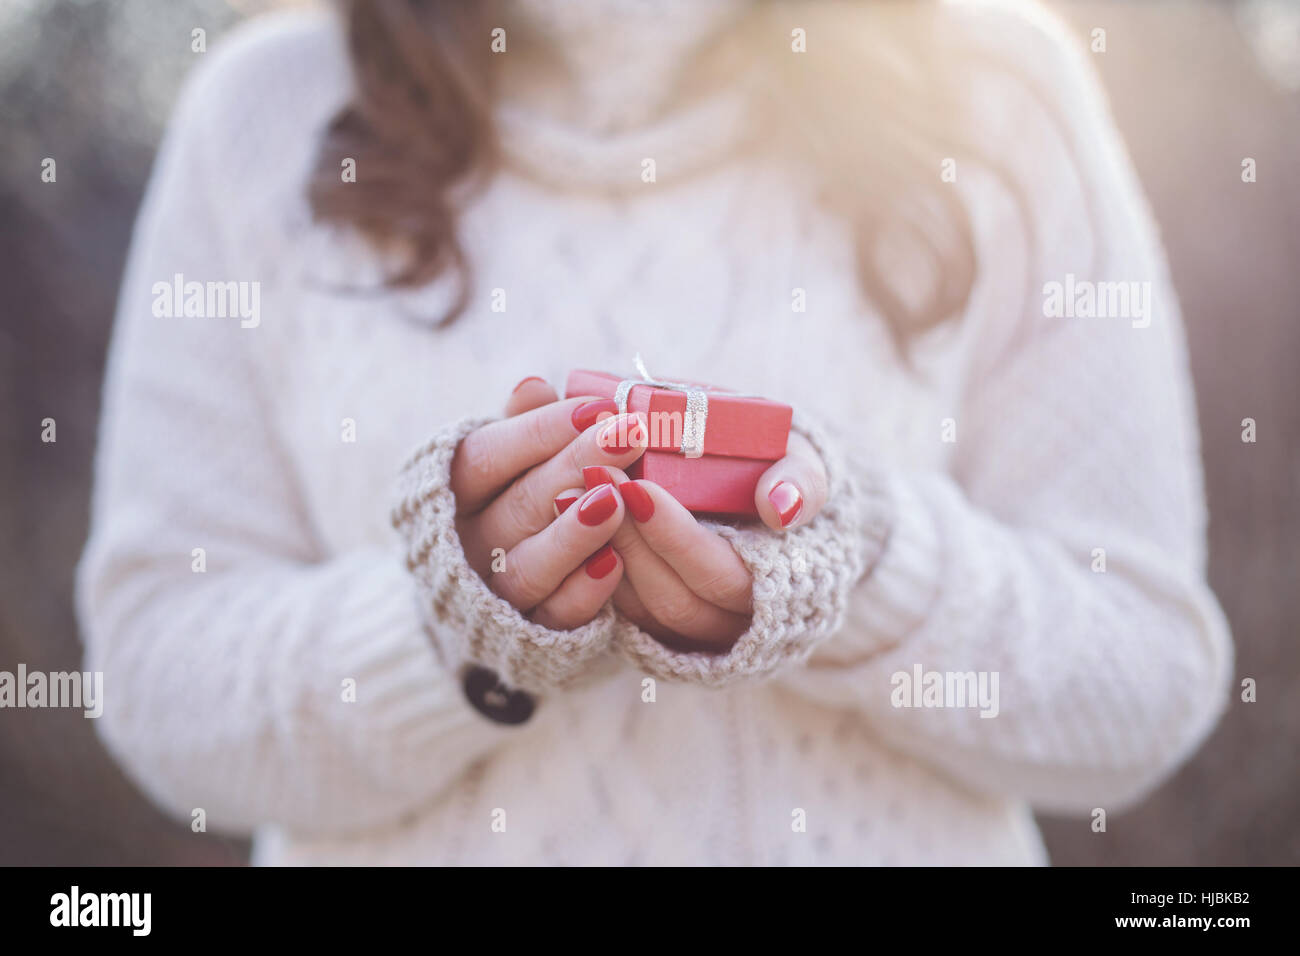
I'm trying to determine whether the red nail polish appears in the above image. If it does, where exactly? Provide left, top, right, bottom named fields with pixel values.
left=597, top=414, right=645, bottom=454
left=583, top=466, right=613, bottom=490
left=571, top=398, right=619, bottom=433
left=618, top=480, right=654, bottom=522
left=512, top=375, right=546, bottom=394
left=553, top=493, right=579, bottom=518
left=577, top=483, right=619, bottom=526
left=768, top=480, right=803, bottom=528
left=585, top=544, right=618, bottom=579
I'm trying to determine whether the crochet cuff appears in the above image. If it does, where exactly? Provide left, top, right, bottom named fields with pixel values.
left=613, top=412, right=893, bottom=686
left=391, top=416, right=617, bottom=694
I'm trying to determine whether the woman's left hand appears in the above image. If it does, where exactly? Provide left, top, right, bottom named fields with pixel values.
left=507, top=377, right=829, bottom=653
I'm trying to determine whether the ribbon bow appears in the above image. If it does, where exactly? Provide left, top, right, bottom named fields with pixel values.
left=613, top=354, right=738, bottom=459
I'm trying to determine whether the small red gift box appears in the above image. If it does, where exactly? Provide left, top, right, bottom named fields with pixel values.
left=565, top=368, right=792, bottom=516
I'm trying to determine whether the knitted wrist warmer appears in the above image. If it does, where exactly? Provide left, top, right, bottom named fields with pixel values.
left=613, top=412, right=895, bottom=686
left=391, top=416, right=618, bottom=693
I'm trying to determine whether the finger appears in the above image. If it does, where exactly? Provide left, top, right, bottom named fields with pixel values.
left=458, top=490, right=580, bottom=578
left=612, top=576, right=652, bottom=622
left=490, top=482, right=624, bottom=609
left=612, top=579, right=737, bottom=653
left=614, top=479, right=751, bottom=614
left=473, top=412, right=648, bottom=551
left=612, top=576, right=702, bottom=650
left=551, top=486, right=584, bottom=519
left=579, top=464, right=629, bottom=491
left=593, top=467, right=656, bottom=570
left=609, top=515, right=749, bottom=647
left=754, top=431, right=829, bottom=531
left=450, top=395, right=612, bottom=513
left=549, top=469, right=632, bottom=518
left=505, top=375, right=559, bottom=417
left=612, top=577, right=676, bottom=639
left=528, top=544, right=623, bottom=631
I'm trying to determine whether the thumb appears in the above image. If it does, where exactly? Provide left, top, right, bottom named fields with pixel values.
left=754, top=432, right=828, bottom=531
left=505, top=375, right=559, bottom=416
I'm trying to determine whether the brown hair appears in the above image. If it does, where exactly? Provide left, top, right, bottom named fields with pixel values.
left=310, top=0, right=1032, bottom=351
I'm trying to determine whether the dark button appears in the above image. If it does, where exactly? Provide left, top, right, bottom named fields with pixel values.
left=462, top=666, right=536, bottom=725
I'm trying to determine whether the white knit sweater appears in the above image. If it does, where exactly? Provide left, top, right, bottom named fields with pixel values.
left=77, top=0, right=1232, bottom=865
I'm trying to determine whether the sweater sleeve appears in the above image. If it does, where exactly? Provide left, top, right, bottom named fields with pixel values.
left=775, top=4, right=1233, bottom=813
left=76, top=30, right=526, bottom=838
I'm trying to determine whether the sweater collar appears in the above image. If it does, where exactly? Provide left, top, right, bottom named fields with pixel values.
left=493, top=0, right=760, bottom=191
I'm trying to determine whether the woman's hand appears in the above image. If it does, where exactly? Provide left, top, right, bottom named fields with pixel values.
left=505, top=377, right=829, bottom=653
left=593, top=466, right=755, bottom=653
left=588, top=429, right=828, bottom=653
left=449, top=378, right=649, bottom=631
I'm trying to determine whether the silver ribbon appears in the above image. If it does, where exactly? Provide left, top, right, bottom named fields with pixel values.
left=613, top=355, right=737, bottom=459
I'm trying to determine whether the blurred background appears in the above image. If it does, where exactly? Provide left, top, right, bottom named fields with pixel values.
left=1, top=0, right=1297, bottom=865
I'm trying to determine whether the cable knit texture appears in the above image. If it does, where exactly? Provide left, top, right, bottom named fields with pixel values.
left=76, top=0, right=1233, bottom=865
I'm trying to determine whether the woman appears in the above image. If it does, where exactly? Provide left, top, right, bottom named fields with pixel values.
left=78, top=0, right=1232, bottom=865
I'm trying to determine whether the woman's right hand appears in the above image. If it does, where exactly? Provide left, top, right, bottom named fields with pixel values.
left=449, top=378, right=648, bottom=631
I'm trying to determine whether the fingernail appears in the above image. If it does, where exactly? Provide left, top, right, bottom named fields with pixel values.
left=596, top=413, right=646, bottom=454
left=768, top=480, right=803, bottom=528
left=583, top=466, right=613, bottom=490
left=618, top=480, right=654, bottom=522
left=571, top=398, right=619, bottom=432
left=584, top=543, right=618, bottom=579
left=577, top=483, right=619, bottom=526
left=553, top=493, right=580, bottom=518
left=512, top=375, right=546, bottom=394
